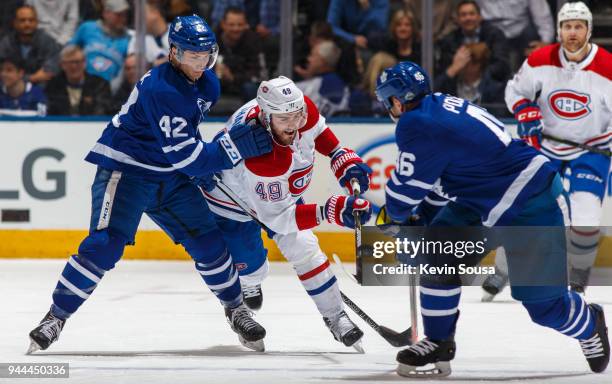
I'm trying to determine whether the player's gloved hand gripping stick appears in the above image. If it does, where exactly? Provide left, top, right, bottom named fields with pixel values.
left=202, top=176, right=412, bottom=347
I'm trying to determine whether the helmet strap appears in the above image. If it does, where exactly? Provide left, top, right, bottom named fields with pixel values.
left=562, top=40, right=591, bottom=62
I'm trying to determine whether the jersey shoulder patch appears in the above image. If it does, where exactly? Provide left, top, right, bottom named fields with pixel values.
left=585, top=46, right=612, bottom=81
left=298, top=96, right=321, bottom=134
left=527, top=43, right=562, bottom=68
left=245, top=142, right=293, bottom=177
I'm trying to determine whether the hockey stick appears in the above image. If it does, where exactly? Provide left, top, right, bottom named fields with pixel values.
left=351, top=178, right=363, bottom=283
left=204, top=176, right=413, bottom=347
left=542, top=133, right=612, bottom=157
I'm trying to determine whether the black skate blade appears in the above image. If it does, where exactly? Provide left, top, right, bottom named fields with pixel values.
left=397, top=361, right=451, bottom=378
left=379, top=325, right=413, bottom=347
left=238, top=335, right=265, bottom=352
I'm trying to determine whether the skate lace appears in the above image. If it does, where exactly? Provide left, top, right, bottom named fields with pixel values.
left=39, top=318, right=62, bottom=341
left=243, top=285, right=261, bottom=299
left=233, top=306, right=259, bottom=331
left=409, top=339, right=439, bottom=356
left=327, top=312, right=354, bottom=337
left=579, top=334, right=604, bottom=358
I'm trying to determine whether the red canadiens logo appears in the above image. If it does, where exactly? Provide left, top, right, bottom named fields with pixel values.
left=549, top=90, right=591, bottom=120
left=234, top=263, right=248, bottom=271
left=288, top=165, right=313, bottom=196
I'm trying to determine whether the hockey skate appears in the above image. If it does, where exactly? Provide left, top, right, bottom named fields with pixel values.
left=27, top=311, right=66, bottom=354
left=225, top=304, right=266, bottom=352
left=570, top=267, right=591, bottom=294
left=396, top=338, right=456, bottom=378
left=323, top=310, right=364, bottom=353
left=579, top=304, right=609, bottom=373
left=242, top=284, right=263, bottom=311
left=481, top=272, right=508, bottom=302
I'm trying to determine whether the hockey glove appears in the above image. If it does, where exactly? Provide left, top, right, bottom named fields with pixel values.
left=376, top=205, right=423, bottom=226
left=330, top=147, right=372, bottom=194
left=190, top=173, right=218, bottom=192
left=514, top=101, right=543, bottom=150
left=323, top=195, right=372, bottom=229
left=218, top=122, right=272, bottom=166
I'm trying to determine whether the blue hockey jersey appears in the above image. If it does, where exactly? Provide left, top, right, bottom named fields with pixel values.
left=385, top=93, right=556, bottom=226
left=85, top=63, right=230, bottom=179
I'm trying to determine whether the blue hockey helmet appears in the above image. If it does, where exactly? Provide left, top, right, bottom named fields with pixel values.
left=168, top=15, right=218, bottom=69
left=375, top=61, right=431, bottom=110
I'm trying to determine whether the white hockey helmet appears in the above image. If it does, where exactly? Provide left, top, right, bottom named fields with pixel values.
left=256, top=76, right=305, bottom=130
left=557, top=1, right=592, bottom=41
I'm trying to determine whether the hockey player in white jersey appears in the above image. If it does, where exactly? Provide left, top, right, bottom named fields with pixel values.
left=200, top=76, right=372, bottom=350
left=482, top=1, right=612, bottom=298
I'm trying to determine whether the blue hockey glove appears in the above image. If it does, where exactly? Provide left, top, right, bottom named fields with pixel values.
left=330, top=147, right=372, bottom=194
left=218, top=122, right=272, bottom=165
left=323, top=195, right=372, bottom=229
left=513, top=101, right=543, bottom=150
left=190, top=173, right=218, bottom=192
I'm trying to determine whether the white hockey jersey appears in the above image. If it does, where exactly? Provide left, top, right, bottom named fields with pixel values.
left=203, top=96, right=341, bottom=234
left=505, top=43, right=612, bottom=160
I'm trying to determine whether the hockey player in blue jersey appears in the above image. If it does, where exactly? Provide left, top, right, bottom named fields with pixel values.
left=375, top=62, right=609, bottom=377
left=27, top=15, right=273, bottom=353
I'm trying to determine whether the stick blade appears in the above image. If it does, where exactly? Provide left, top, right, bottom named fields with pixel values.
left=378, top=325, right=413, bottom=347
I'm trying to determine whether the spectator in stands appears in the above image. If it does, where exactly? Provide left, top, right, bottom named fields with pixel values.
left=26, top=0, right=79, bottom=45
left=255, top=0, right=280, bottom=76
left=68, top=0, right=131, bottom=91
left=0, top=5, right=61, bottom=84
left=0, top=57, right=47, bottom=116
left=349, top=50, right=397, bottom=116
left=399, top=0, right=456, bottom=42
left=476, top=0, right=554, bottom=70
left=111, top=53, right=139, bottom=112
left=145, top=0, right=170, bottom=54
left=210, top=0, right=244, bottom=28
left=326, top=0, right=389, bottom=50
left=296, top=40, right=350, bottom=117
left=434, top=42, right=506, bottom=109
left=434, top=1, right=509, bottom=94
left=378, top=8, right=421, bottom=63
left=216, top=7, right=264, bottom=102
left=256, top=0, right=280, bottom=38
left=46, top=45, right=112, bottom=116
left=297, top=20, right=360, bottom=87
left=0, top=0, right=24, bottom=38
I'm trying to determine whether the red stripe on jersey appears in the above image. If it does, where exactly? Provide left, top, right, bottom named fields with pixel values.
left=298, top=96, right=321, bottom=135
left=203, top=191, right=239, bottom=207
left=512, top=98, right=532, bottom=112
left=314, top=127, right=340, bottom=156
left=571, top=227, right=600, bottom=237
left=299, top=260, right=330, bottom=281
left=296, top=203, right=319, bottom=230
left=245, top=142, right=293, bottom=177
left=552, top=132, right=612, bottom=151
left=584, top=46, right=612, bottom=80
left=527, top=43, right=562, bottom=68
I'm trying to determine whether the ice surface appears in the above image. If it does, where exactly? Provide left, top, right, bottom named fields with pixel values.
left=1, top=259, right=611, bottom=384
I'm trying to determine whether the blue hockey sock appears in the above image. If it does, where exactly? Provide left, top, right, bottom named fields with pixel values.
left=420, top=285, right=461, bottom=340
left=523, top=290, right=595, bottom=340
left=51, top=255, right=106, bottom=319
left=195, top=249, right=242, bottom=308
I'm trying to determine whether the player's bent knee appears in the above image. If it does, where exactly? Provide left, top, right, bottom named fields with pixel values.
left=239, top=259, right=269, bottom=286
left=182, top=231, right=226, bottom=264
left=77, top=230, right=128, bottom=271
left=570, top=192, right=603, bottom=226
